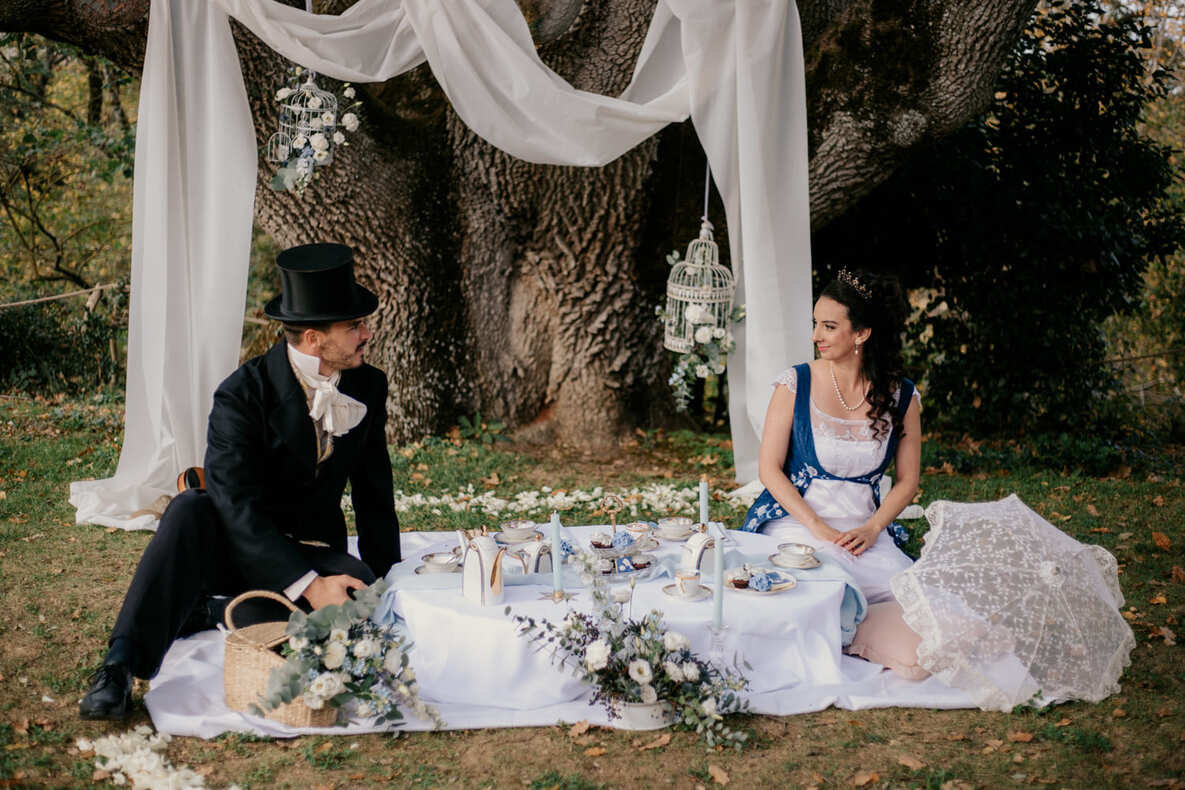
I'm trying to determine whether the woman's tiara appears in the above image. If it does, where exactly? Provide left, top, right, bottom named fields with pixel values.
left=838, top=268, right=872, bottom=301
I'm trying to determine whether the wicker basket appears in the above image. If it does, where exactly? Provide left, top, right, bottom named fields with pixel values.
left=222, top=590, right=336, bottom=728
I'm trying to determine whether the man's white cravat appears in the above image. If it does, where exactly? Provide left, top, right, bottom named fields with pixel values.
left=286, top=344, right=367, bottom=438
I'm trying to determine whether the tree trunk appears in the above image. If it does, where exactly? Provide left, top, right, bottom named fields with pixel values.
left=0, top=0, right=1039, bottom=447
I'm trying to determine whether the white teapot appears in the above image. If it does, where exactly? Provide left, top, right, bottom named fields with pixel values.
left=681, top=530, right=717, bottom=571
left=457, top=530, right=507, bottom=606
left=514, top=534, right=554, bottom=573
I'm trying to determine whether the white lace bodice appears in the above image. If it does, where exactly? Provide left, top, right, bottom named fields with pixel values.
left=773, top=366, right=921, bottom=479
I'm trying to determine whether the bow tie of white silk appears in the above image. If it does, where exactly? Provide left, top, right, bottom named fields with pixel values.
left=306, top=378, right=367, bottom=437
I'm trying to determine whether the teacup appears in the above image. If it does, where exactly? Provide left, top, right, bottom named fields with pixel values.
left=422, top=552, right=459, bottom=572
left=674, top=569, right=701, bottom=598
left=776, top=542, right=816, bottom=566
left=499, top=519, right=538, bottom=541
left=656, top=516, right=694, bottom=538
left=624, top=521, right=651, bottom=539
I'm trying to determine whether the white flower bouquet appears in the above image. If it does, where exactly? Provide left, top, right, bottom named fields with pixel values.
left=255, top=580, right=442, bottom=729
left=510, top=553, right=750, bottom=749
left=270, top=67, right=363, bottom=195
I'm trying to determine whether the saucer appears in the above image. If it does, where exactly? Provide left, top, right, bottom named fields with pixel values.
left=655, top=529, right=694, bottom=542
left=631, top=535, right=660, bottom=552
left=769, top=553, right=821, bottom=570
left=661, top=583, right=712, bottom=602
left=494, top=530, right=543, bottom=545
left=724, top=567, right=796, bottom=595
left=415, top=564, right=461, bottom=575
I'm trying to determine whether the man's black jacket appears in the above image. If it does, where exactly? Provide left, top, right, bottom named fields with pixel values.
left=203, top=340, right=400, bottom=591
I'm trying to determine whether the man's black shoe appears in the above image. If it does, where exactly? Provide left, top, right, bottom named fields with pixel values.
left=79, top=663, right=133, bottom=720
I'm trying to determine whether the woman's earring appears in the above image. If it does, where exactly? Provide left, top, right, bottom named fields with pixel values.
left=854, top=344, right=861, bottom=355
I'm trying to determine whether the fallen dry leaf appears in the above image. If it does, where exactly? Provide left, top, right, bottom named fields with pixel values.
left=92, top=769, right=111, bottom=782
left=1086, top=504, right=1100, bottom=517
left=1056, top=718, right=1071, bottom=727
left=1090, top=527, right=1111, bottom=533
left=986, top=738, right=1005, bottom=748
left=1157, top=707, right=1173, bottom=718
left=584, top=747, right=606, bottom=757
left=1153, top=532, right=1172, bottom=551
left=708, top=765, right=730, bottom=785
left=1161, top=627, right=1177, bottom=646
left=851, top=771, right=879, bottom=787
left=1112, top=708, right=1126, bottom=718
left=1151, top=594, right=1168, bottom=605
left=1152, top=495, right=1166, bottom=507
left=1172, top=567, right=1185, bottom=584
left=897, top=754, right=925, bottom=770
left=568, top=720, right=590, bottom=737
left=638, top=733, right=672, bottom=751
left=1007, top=731, right=1034, bottom=742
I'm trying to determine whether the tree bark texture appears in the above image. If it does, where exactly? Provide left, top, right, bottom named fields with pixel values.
left=1, top=0, right=1039, bottom=447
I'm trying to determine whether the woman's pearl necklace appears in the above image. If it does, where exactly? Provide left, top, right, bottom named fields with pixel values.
left=829, top=361, right=867, bottom=412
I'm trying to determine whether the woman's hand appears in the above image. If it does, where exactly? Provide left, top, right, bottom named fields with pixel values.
left=808, top=519, right=844, bottom=544
left=834, top=523, right=882, bottom=556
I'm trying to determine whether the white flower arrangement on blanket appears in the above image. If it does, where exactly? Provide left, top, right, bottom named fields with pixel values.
left=509, top=552, right=750, bottom=749
left=256, top=580, right=443, bottom=729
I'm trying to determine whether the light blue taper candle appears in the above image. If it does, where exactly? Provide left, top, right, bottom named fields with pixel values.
left=712, top=523, right=724, bottom=629
left=699, top=475, right=710, bottom=525
left=550, top=511, right=563, bottom=596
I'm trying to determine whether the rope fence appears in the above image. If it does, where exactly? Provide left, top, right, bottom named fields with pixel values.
left=0, top=282, right=123, bottom=310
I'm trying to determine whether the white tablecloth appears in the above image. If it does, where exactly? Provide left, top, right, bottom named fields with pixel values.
left=145, top=530, right=976, bottom=738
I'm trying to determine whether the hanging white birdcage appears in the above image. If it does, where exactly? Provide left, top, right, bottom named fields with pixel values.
left=663, top=220, right=735, bottom=353
left=279, top=75, right=339, bottom=166
left=265, top=131, right=292, bottom=164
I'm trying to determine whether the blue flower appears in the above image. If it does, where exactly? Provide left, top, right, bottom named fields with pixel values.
left=560, top=538, right=576, bottom=558
left=611, top=532, right=635, bottom=550
left=749, top=573, right=772, bottom=592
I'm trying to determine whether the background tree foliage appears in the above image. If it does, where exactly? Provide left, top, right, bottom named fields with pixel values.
left=813, top=0, right=1184, bottom=435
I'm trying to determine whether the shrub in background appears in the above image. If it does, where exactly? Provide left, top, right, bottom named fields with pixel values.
left=0, top=298, right=124, bottom=394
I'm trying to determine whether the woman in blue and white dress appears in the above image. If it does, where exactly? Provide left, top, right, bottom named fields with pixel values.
left=741, top=269, right=921, bottom=604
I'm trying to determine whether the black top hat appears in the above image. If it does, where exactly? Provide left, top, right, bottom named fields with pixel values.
left=264, top=243, right=379, bottom=323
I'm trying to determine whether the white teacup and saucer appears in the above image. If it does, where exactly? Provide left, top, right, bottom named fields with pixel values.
left=770, top=542, right=821, bottom=569
left=417, top=551, right=461, bottom=574
left=655, top=516, right=695, bottom=542
left=662, top=569, right=711, bottom=601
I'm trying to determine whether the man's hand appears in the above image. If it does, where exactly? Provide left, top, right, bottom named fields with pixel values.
left=301, top=574, right=366, bottom=610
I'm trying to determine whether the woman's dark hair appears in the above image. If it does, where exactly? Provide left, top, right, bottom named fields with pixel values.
left=819, top=269, right=909, bottom=440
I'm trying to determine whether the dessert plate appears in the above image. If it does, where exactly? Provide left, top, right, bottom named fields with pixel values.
left=769, top=553, right=821, bottom=570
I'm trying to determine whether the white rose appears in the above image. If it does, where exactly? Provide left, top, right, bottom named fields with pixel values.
left=313, top=149, right=330, bottom=164
left=288, top=635, right=308, bottom=651
left=628, top=658, right=652, bottom=684
left=309, top=671, right=343, bottom=699
left=639, top=684, right=658, bottom=704
left=682, top=661, right=700, bottom=682
left=307, top=95, right=323, bottom=110
left=663, top=631, right=689, bottom=651
left=292, top=135, right=307, bottom=149
left=713, top=363, right=726, bottom=375
left=663, top=661, right=684, bottom=683
left=333, top=131, right=346, bottom=145
left=323, top=641, right=347, bottom=669
left=403, top=667, right=415, bottom=682
left=701, top=697, right=718, bottom=718
left=713, top=327, right=725, bottom=338
left=341, top=112, right=360, bottom=132
left=694, top=327, right=713, bottom=344
left=310, top=133, right=329, bottom=151
left=321, top=112, right=335, bottom=125
left=304, top=694, right=325, bottom=710
left=343, top=86, right=356, bottom=99
left=308, top=118, right=323, bottom=131
left=694, top=364, right=709, bottom=379
left=329, top=628, right=349, bottom=643
left=355, top=701, right=374, bottom=718
left=352, top=639, right=377, bottom=659
left=383, top=649, right=403, bottom=675
left=584, top=640, right=611, bottom=672
left=275, top=87, right=293, bottom=101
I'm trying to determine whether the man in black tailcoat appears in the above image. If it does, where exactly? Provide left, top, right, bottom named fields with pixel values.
left=80, top=243, right=401, bottom=719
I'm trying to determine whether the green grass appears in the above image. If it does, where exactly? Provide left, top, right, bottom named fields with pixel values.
left=1, top=393, right=1184, bottom=788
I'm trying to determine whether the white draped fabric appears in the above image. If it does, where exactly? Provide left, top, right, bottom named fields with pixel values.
left=70, top=0, right=813, bottom=527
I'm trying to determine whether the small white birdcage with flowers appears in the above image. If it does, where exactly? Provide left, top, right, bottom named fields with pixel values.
left=663, top=220, right=735, bottom=353
left=276, top=75, right=338, bottom=165
left=266, top=63, right=362, bottom=195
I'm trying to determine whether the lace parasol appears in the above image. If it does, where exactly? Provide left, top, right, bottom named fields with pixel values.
left=891, top=494, right=1136, bottom=712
